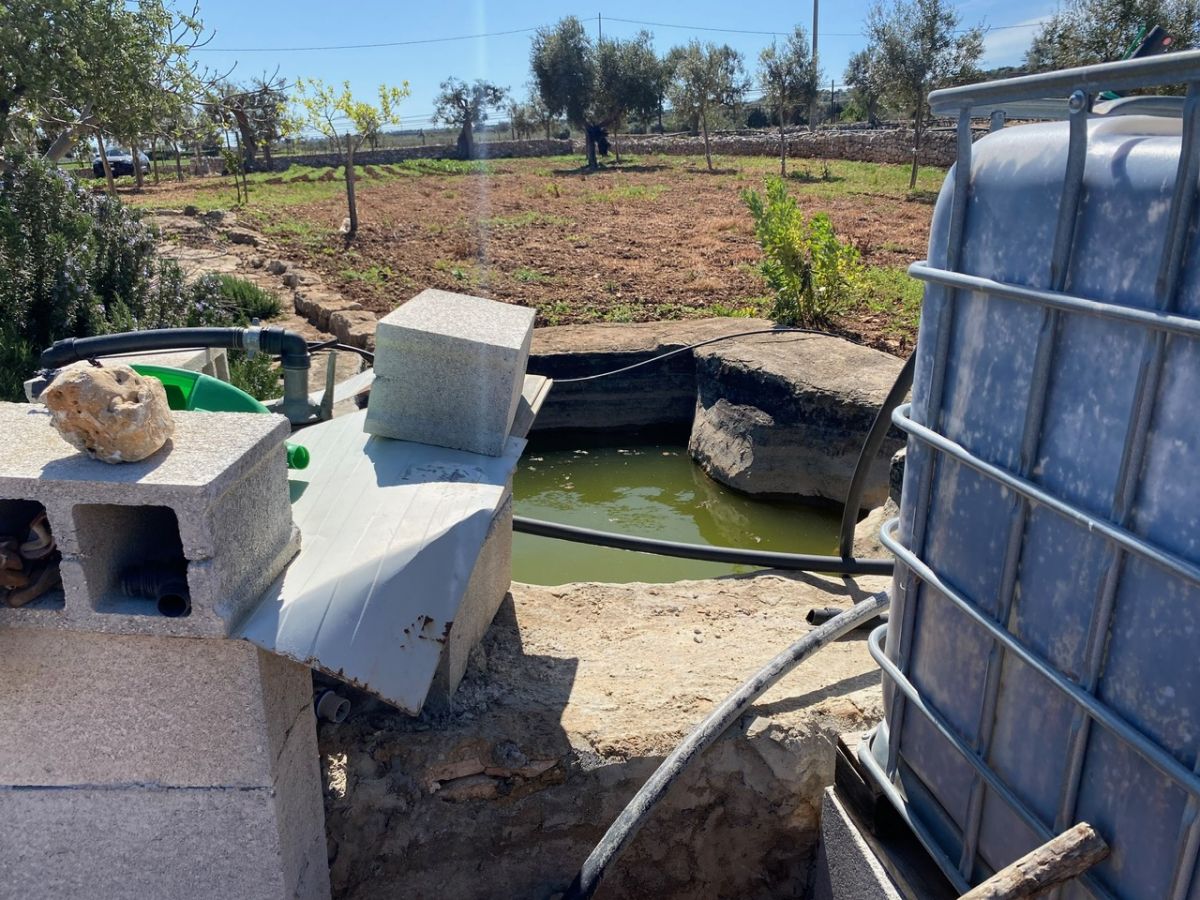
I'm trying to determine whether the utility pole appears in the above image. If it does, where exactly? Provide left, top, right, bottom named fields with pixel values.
left=598, top=12, right=603, bottom=42
left=809, top=0, right=820, bottom=128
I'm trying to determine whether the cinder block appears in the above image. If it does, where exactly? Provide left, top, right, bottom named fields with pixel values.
left=0, top=784, right=329, bottom=900
left=0, top=402, right=298, bottom=637
left=0, top=629, right=312, bottom=788
left=0, top=629, right=329, bottom=900
left=365, top=289, right=535, bottom=456
left=428, top=494, right=513, bottom=704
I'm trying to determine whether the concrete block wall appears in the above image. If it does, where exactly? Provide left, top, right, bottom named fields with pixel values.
left=0, top=629, right=329, bottom=900
left=0, top=402, right=299, bottom=637
left=366, top=290, right=536, bottom=456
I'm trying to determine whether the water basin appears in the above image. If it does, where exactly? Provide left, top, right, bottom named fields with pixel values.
left=513, top=440, right=841, bottom=585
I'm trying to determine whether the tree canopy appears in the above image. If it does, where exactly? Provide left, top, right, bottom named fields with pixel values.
left=1025, top=0, right=1199, bottom=73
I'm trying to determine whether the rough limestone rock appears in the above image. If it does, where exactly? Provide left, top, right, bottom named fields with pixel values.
left=688, top=334, right=905, bottom=508
left=42, top=365, right=174, bottom=463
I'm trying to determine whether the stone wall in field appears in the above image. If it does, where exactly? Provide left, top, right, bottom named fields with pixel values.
left=260, top=138, right=573, bottom=172
left=618, top=127, right=985, bottom=168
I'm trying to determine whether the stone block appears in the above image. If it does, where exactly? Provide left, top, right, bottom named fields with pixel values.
left=0, top=630, right=312, bottom=787
left=0, top=402, right=298, bottom=637
left=0, top=629, right=329, bottom=900
left=365, top=289, right=535, bottom=456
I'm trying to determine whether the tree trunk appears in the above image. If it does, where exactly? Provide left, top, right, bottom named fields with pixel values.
left=263, top=140, right=273, bottom=169
left=701, top=112, right=713, bottom=172
left=909, top=106, right=922, bottom=190
left=344, top=140, right=358, bottom=238
left=613, top=131, right=621, bottom=164
left=585, top=128, right=597, bottom=169
left=150, top=138, right=160, bottom=184
left=544, top=120, right=551, bottom=140
left=172, top=140, right=183, bottom=181
left=96, top=133, right=116, bottom=196
left=131, top=141, right=144, bottom=190
left=779, top=100, right=787, bottom=177
left=458, top=119, right=474, bottom=160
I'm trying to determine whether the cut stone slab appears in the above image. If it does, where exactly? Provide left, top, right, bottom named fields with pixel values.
left=366, top=289, right=535, bottom=456
left=688, top=334, right=906, bottom=507
left=0, top=629, right=329, bottom=900
left=0, top=402, right=298, bottom=637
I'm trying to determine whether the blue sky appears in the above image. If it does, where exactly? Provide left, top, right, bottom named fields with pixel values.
left=190, top=0, right=1058, bottom=129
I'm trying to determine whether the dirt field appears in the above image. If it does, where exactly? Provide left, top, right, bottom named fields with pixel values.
left=125, top=153, right=943, bottom=352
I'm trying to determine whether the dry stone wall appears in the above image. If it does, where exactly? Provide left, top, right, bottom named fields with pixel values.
left=619, top=127, right=989, bottom=168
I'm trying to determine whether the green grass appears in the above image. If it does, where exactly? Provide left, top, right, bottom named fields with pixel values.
left=857, top=265, right=924, bottom=339
left=512, top=266, right=550, bottom=284
left=393, top=158, right=492, bottom=176
left=340, top=264, right=396, bottom=285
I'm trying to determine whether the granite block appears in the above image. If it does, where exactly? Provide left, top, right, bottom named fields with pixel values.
left=365, top=290, right=535, bottom=456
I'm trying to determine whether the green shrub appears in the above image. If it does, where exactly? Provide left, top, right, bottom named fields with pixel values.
left=0, top=154, right=195, bottom=400
left=216, top=274, right=281, bottom=321
left=742, top=177, right=862, bottom=326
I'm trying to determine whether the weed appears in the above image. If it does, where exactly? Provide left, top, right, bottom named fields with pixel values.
left=340, top=265, right=395, bottom=285
left=513, top=267, right=548, bottom=284
left=540, top=301, right=572, bottom=325
left=602, top=303, right=638, bottom=323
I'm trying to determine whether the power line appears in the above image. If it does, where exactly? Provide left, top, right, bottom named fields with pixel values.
left=194, top=15, right=1046, bottom=56
left=194, top=26, right=538, bottom=53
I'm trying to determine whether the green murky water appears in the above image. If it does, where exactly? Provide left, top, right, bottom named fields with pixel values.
left=512, top=442, right=841, bottom=585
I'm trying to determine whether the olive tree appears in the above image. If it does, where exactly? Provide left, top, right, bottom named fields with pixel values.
left=667, top=41, right=748, bottom=172
left=1025, top=0, right=1198, bottom=73
left=758, top=26, right=819, bottom=176
left=843, top=48, right=886, bottom=126
left=530, top=17, right=663, bottom=169
left=432, top=79, right=508, bottom=158
left=291, top=79, right=408, bottom=238
left=861, top=0, right=984, bottom=189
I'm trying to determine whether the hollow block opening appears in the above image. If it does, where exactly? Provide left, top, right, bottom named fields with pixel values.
left=73, top=504, right=189, bottom=617
left=0, top=498, right=65, bottom=611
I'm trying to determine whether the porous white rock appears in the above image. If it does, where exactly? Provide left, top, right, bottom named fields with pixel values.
left=42, top=365, right=174, bottom=463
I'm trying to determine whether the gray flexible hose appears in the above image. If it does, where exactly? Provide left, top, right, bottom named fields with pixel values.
left=563, top=589, right=892, bottom=899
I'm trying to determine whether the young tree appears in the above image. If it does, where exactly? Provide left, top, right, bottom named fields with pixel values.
left=861, top=0, right=984, bottom=189
left=1025, top=0, right=1198, bottom=73
left=291, top=79, right=408, bottom=238
left=432, top=78, right=508, bottom=159
left=594, top=31, right=661, bottom=161
left=843, top=48, right=886, bottom=126
left=758, top=26, right=819, bottom=176
left=526, top=90, right=558, bottom=140
left=668, top=41, right=748, bottom=172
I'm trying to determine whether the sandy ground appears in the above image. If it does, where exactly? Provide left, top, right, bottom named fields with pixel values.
left=317, top=570, right=891, bottom=900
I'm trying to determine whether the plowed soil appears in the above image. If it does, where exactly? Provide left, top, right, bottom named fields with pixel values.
left=128, top=154, right=940, bottom=353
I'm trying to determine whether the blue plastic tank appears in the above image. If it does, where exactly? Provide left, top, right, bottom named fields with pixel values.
left=863, top=53, right=1200, bottom=899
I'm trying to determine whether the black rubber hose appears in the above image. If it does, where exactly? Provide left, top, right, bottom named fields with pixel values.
left=837, top=352, right=915, bottom=560
left=39, top=326, right=312, bottom=371
left=513, top=515, right=894, bottom=576
left=40, top=327, right=248, bottom=369
left=562, top=590, right=892, bottom=900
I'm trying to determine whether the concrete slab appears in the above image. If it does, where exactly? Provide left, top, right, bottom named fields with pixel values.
left=365, top=289, right=535, bottom=456
left=237, top=409, right=524, bottom=715
left=0, top=402, right=298, bottom=637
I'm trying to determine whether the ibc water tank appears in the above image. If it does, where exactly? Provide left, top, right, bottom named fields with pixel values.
left=861, top=52, right=1200, bottom=899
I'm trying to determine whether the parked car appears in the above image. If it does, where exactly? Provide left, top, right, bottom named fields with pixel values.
left=92, top=148, right=150, bottom=178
